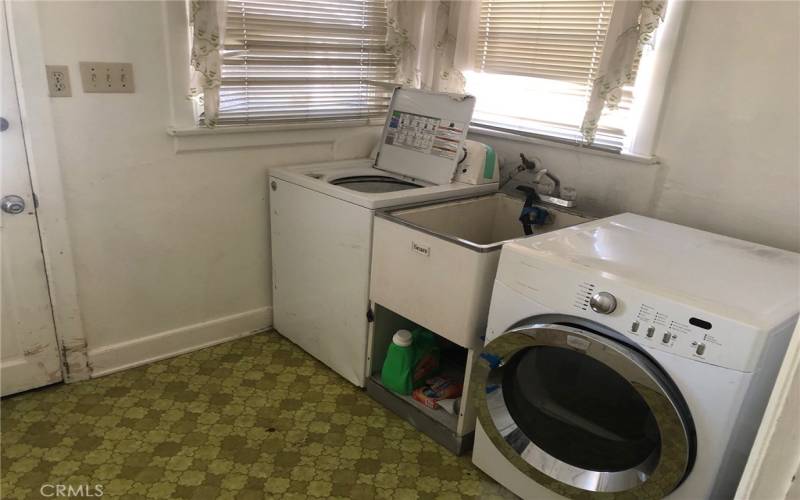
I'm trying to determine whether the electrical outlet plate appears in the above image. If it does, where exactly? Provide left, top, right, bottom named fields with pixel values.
left=79, top=62, right=134, bottom=93
left=46, top=65, right=72, bottom=97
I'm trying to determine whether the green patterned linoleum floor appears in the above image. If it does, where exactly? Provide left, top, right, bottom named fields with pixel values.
left=1, top=331, right=515, bottom=499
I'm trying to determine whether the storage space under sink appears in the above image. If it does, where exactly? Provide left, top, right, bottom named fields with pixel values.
left=365, top=304, right=478, bottom=455
left=370, top=193, right=594, bottom=349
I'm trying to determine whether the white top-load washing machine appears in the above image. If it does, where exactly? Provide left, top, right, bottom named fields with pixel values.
left=471, top=213, right=799, bottom=500
left=269, top=88, right=498, bottom=387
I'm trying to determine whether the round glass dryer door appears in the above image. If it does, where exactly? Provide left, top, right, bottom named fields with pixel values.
left=474, top=322, right=694, bottom=498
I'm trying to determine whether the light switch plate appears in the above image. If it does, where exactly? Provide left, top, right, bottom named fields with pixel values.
left=46, top=65, right=72, bottom=97
left=79, top=62, right=134, bottom=93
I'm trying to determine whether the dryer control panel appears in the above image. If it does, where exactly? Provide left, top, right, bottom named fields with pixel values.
left=494, top=248, right=767, bottom=372
left=620, top=299, right=725, bottom=362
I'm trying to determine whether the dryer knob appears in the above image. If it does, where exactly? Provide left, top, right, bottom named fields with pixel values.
left=590, top=292, right=617, bottom=314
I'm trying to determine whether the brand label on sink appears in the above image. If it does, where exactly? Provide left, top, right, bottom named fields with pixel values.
left=411, top=241, right=430, bottom=257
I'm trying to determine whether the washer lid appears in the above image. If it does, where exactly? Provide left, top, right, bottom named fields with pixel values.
left=376, top=88, right=476, bottom=185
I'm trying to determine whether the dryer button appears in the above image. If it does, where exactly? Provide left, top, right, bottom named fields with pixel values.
left=696, top=343, right=706, bottom=356
left=589, top=292, right=617, bottom=314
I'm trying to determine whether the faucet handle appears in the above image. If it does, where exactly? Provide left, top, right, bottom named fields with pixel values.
left=560, top=186, right=576, bottom=202
left=519, top=153, right=538, bottom=171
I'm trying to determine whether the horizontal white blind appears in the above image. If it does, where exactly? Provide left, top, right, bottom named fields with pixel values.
left=216, top=0, right=395, bottom=125
left=470, top=0, right=632, bottom=150
left=476, top=0, right=613, bottom=84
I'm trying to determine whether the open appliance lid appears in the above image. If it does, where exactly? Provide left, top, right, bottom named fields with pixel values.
left=376, top=88, right=476, bottom=185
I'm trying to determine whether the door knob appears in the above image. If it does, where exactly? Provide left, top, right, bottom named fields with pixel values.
left=1, top=195, right=25, bottom=214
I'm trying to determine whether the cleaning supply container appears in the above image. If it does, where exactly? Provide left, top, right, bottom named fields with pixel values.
left=411, top=328, right=440, bottom=387
left=381, top=329, right=414, bottom=394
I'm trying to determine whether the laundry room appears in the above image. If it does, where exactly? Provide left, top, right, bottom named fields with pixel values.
left=1, top=0, right=798, bottom=499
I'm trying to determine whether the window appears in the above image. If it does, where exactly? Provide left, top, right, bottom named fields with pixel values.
left=214, top=0, right=396, bottom=126
left=466, top=0, right=646, bottom=151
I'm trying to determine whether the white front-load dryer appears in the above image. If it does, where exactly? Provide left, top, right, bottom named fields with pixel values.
left=471, top=214, right=799, bottom=499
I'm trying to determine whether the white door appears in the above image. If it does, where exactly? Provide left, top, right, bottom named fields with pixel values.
left=1, top=5, right=63, bottom=396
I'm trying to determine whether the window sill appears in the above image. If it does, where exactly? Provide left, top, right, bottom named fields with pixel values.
left=167, top=118, right=385, bottom=153
left=468, top=125, right=659, bottom=165
left=166, top=118, right=658, bottom=165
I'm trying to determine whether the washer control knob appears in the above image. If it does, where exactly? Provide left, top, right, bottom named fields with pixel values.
left=631, top=321, right=640, bottom=332
left=646, top=326, right=656, bottom=338
left=589, top=292, right=617, bottom=314
left=696, top=343, right=706, bottom=356
left=662, top=333, right=672, bottom=344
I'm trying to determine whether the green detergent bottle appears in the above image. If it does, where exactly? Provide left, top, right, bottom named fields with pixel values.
left=381, top=329, right=414, bottom=395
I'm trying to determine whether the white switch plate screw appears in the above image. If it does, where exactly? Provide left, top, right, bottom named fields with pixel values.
left=45, top=65, right=72, bottom=97
left=79, top=62, right=135, bottom=93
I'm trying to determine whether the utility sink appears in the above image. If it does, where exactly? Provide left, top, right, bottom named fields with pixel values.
left=369, top=193, right=594, bottom=349
left=384, top=192, right=590, bottom=250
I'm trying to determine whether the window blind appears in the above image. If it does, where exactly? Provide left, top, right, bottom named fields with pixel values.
left=469, top=0, right=634, bottom=150
left=216, top=0, right=395, bottom=126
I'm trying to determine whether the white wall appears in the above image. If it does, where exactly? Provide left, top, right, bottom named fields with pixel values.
left=653, top=1, right=800, bottom=252
left=24, top=1, right=378, bottom=376
left=474, top=1, right=800, bottom=253
left=18, top=0, right=799, bottom=378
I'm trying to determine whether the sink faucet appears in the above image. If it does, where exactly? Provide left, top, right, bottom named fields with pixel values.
left=532, top=168, right=562, bottom=198
left=519, top=154, right=575, bottom=208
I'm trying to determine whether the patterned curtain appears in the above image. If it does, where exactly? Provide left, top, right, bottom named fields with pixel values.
left=580, top=0, right=667, bottom=145
left=385, top=0, right=469, bottom=93
left=189, top=0, right=226, bottom=127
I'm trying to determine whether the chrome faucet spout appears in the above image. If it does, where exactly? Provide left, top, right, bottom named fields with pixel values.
left=516, top=153, right=575, bottom=208
left=532, top=168, right=561, bottom=198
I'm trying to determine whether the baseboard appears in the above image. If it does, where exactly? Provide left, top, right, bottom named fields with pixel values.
left=87, top=306, right=272, bottom=378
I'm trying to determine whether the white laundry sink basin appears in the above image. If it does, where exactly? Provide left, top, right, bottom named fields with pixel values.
left=370, top=193, right=595, bottom=349
left=384, top=192, right=590, bottom=249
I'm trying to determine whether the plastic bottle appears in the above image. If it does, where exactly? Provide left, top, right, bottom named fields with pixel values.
left=381, top=329, right=414, bottom=395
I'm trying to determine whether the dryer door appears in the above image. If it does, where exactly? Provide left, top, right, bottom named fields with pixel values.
left=473, top=322, right=693, bottom=498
